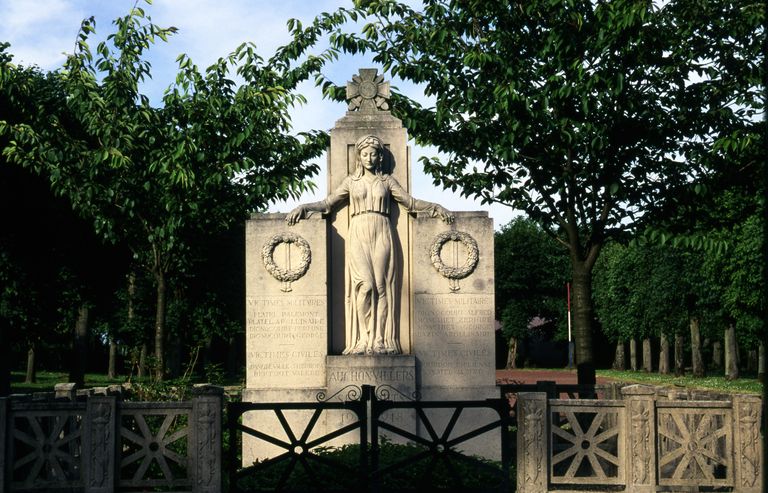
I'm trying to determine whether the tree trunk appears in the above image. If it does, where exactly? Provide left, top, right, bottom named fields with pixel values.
left=712, top=340, right=722, bottom=369
left=690, top=317, right=704, bottom=377
left=642, top=338, right=652, bottom=372
left=506, top=337, right=518, bottom=369
left=70, top=304, right=89, bottom=387
left=25, top=345, right=37, bottom=384
left=724, top=323, right=739, bottom=380
left=612, top=341, right=625, bottom=370
left=153, top=271, right=167, bottom=381
left=659, top=334, right=669, bottom=374
left=138, top=343, right=147, bottom=378
left=571, top=265, right=596, bottom=386
left=108, top=338, right=118, bottom=379
left=0, top=320, right=9, bottom=396
left=127, top=271, right=146, bottom=379
left=758, top=342, right=765, bottom=380
left=629, top=339, right=638, bottom=371
left=674, top=333, right=685, bottom=376
left=747, top=349, right=758, bottom=373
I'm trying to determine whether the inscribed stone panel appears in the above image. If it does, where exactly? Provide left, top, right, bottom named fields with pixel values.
left=411, top=212, right=495, bottom=388
left=245, top=213, right=327, bottom=389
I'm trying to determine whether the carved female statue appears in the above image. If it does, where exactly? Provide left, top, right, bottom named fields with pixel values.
left=287, top=135, right=453, bottom=355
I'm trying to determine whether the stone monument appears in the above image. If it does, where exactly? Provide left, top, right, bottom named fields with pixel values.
left=242, top=69, right=498, bottom=461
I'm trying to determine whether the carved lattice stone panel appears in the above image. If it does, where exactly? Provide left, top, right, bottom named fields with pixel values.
left=119, top=404, right=192, bottom=489
left=9, top=407, right=85, bottom=490
left=550, top=401, right=625, bottom=485
left=657, top=405, right=732, bottom=487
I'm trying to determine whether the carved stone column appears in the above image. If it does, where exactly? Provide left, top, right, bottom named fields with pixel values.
left=517, top=392, right=548, bottom=493
left=84, top=395, right=116, bottom=493
left=191, top=385, right=223, bottom=493
left=733, top=395, right=762, bottom=493
left=621, top=385, right=656, bottom=493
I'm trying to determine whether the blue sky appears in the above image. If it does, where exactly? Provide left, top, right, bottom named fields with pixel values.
left=0, top=0, right=517, bottom=228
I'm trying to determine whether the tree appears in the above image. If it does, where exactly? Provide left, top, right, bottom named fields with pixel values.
left=0, top=5, right=335, bottom=379
left=311, top=0, right=763, bottom=383
left=594, top=243, right=689, bottom=373
left=495, top=217, right=569, bottom=368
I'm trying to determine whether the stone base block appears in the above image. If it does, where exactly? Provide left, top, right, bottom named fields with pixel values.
left=326, top=354, right=416, bottom=395
left=326, top=354, right=418, bottom=447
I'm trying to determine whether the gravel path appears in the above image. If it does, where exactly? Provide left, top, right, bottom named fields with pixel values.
left=496, top=368, right=613, bottom=385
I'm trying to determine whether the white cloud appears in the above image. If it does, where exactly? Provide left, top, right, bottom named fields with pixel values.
left=0, top=0, right=88, bottom=68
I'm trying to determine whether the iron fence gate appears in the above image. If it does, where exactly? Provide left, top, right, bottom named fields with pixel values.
left=228, top=385, right=513, bottom=493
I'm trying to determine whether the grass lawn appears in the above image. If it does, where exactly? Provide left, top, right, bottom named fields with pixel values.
left=10, top=371, right=133, bottom=394
left=597, top=369, right=763, bottom=395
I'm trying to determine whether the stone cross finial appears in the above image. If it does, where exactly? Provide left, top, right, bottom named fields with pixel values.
left=346, top=68, right=390, bottom=112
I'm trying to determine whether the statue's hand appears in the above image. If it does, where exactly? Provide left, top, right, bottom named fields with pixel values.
left=286, top=206, right=305, bottom=226
left=434, top=205, right=454, bottom=224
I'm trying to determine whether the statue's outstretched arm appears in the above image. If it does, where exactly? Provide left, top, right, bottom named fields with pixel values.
left=411, top=198, right=454, bottom=224
left=285, top=200, right=328, bottom=225
left=286, top=178, right=350, bottom=225
left=388, top=176, right=454, bottom=224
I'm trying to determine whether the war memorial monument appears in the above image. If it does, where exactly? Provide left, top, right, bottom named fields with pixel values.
left=242, top=69, right=497, bottom=461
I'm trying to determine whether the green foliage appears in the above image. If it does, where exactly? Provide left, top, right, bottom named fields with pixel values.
left=700, top=211, right=765, bottom=347
left=593, top=243, right=689, bottom=341
left=595, top=213, right=764, bottom=353
left=495, top=217, right=569, bottom=341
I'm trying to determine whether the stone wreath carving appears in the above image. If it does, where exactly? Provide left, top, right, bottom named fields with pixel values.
left=262, top=232, right=311, bottom=292
left=430, top=230, right=479, bottom=291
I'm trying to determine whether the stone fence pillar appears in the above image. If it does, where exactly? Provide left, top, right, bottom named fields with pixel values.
left=621, top=384, right=656, bottom=493
left=517, top=392, right=548, bottom=493
left=84, top=395, right=117, bottom=493
left=191, top=384, right=223, bottom=493
left=733, top=394, right=762, bottom=493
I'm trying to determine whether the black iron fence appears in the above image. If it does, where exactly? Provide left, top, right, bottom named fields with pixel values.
left=228, top=385, right=513, bottom=493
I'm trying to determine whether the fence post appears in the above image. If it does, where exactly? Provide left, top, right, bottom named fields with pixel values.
left=191, top=384, right=223, bottom=493
left=733, top=394, right=762, bottom=493
left=621, top=385, right=656, bottom=493
left=84, top=395, right=117, bottom=493
left=0, top=397, right=7, bottom=493
left=517, top=392, right=548, bottom=493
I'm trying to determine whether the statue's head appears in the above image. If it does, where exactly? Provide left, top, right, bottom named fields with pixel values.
left=352, top=135, right=385, bottom=179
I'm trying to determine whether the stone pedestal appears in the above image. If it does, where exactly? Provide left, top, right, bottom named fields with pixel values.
left=326, top=355, right=417, bottom=446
